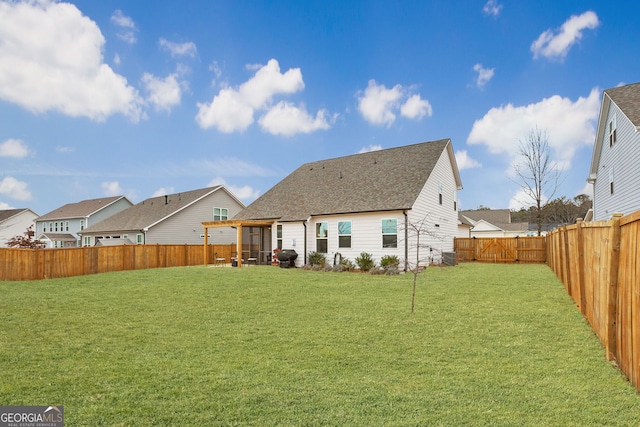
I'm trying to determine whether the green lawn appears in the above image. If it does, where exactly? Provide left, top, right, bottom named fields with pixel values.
left=1, top=263, right=639, bottom=426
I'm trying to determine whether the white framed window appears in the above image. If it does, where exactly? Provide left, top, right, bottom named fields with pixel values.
left=609, top=113, right=617, bottom=147
left=137, top=234, right=143, bottom=244
left=65, top=221, right=69, bottom=231
left=80, top=220, right=84, bottom=230
left=277, top=224, right=283, bottom=250
left=84, top=236, right=91, bottom=246
left=338, top=221, right=352, bottom=248
left=55, top=222, right=58, bottom=232
left=609, top=168, right=614, bottom=195
left=438, top=181, right=443, bottom=205
left=213, top=207, right=228, bottom=221
left=49, top=222, right=53, bottom=232
left=382, top=219, right=398, bottom=248
left=43, top=223, right=47, bottom=232
left=453, top=191, right=458, bottom=211
left=316, top=222, right=328, bottom=253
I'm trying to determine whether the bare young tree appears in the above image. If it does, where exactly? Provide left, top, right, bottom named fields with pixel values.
left=513, top=126, right=562, bottom=236
left=403, top=213, right=445, bottom=314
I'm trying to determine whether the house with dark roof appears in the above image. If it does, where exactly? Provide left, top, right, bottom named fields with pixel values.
left=459, top=209, right=530, bottom=237
left=80, top=186, right=245, bottom=246
left=36, top=196, right=133, bottom=248
left=0, top=208, right=40, bottom=247
left=588, top=82, right=640, bottom=220
left=212, top=139, right=462, bottom=268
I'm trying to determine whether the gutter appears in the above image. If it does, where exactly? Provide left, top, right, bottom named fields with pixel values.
left=403, top=210, right=409, bottom=271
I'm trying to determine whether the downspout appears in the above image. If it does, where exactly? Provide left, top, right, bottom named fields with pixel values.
left=404, top=210, right=409, bottom=272
left=303, top=221, right=307, bottom=265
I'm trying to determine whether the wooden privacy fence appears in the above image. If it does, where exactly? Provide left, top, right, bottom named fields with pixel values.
left=547, top=211, right=640, bottom=392
left=0, top=243, right=236, bottom=281
left=454, top=237, right=546, bottom=263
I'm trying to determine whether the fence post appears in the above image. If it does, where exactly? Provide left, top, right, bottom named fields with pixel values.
left=606, top=213, right=623, bottom=362
left=575, top=219, right=587, bottom=312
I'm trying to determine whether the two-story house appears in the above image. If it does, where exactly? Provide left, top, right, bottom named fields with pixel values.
left=36, top=196, right=134, bottom=248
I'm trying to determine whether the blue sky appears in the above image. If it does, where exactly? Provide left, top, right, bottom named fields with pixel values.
left=1, top=0, right=638, bottom=216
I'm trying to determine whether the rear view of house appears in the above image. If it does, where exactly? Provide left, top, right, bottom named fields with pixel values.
left=228, top=139, right=462, bottom=268
left=81, top=186, right=244, bottom=246
left=36, top=196, right=133, bottom=248
left=0, top=208, right=39, bottom=247
left=588, top=82, right=640, bottom=220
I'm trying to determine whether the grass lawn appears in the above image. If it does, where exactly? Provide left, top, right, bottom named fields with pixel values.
left=1, top=263, right=639, bottom=426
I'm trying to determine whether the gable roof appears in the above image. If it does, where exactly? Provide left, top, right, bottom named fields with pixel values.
left=459, top=209, right=511, bottom=225
left=80, top=186, right=234, bottom=234
left=37, top=196, right=130, bottom=221
left=589, top=82, right=640, bottom=182
left=235, top=139, right=462, bottom=222
left=0, top=208, right=37, bottom=223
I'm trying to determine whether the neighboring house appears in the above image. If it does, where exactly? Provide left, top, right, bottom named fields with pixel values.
left=80, top=186, right=245, bottom=246
left=459, top=209, right=529, bottom=237
left=220, top=139, right=462, bottom=268
left=457, top=212, right=473, bottom=238
left=0, top=208, right=40, bottom=247
left=36, top=196, right=133, bottom=248
left=588, top=82, right=640, bottom=221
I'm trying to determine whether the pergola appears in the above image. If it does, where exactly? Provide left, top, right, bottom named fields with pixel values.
left=202, top=219, right=274, bottom=267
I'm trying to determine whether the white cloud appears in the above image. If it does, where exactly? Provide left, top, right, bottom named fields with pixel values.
left=258, top=102, right=333, bottom=136
left=473, top=64, right=495, bottom=88
left=111, top=9, right=137, bottom=44
left=531, top=11, right=600, bottom=60
left=0, top=139, right=29, bottom=158
left=0, top=201, right=13, bottom=209
left=159, top=38, right=197, bottom=58
left=357, top=80, right=431, bottom=126
left=400, top=94, right=433, bottom=119
left=455, top=150, right=482, bottom=170
left=101, top=181, right=124, bottom=196
left=483, top=0, right=503, bottom=16
left=0, top=0, right=143, bottom=121
left=56, top=146, right=75, bottom=153
left=357, top=80, right=402, bottom=127
left=358, top=145, right=383, bottom=154
left=142, top=73, right=182, bottom=112
left=0, top=176, right=31, bottom=201
left=577, top=182, right=593, bottom=199
left=208, top=177, right=260, bottom=202
left=152, top=187, right=175, bottom=197
left=196, top=59, right=329, bottom=136
left=467, top=88, right=600, bottom=167
left=508, top=188, right=544, bottom=211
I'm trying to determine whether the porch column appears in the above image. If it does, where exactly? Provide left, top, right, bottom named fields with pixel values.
left=203, top=225, right=209, bottom=266
left=236, top=225, right=243, bottom=267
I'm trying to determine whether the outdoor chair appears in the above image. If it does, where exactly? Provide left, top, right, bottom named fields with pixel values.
left=214, top=252, right=226, bottom=267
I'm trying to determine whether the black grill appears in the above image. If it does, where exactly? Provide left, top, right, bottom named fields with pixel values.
left=277, top=249, right=298, bottom=268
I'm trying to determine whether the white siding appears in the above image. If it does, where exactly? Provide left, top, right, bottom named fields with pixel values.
left=276, top=222, right=306, bottom=267
left=407, top=147, right=459, bottom=264
left=0, top=210, right=38, bottom=247
left=148, top=189, right=244, bottom=244
left=593, top=104, right=640, bottom=220
left=306, top=212, right=404, bottom=267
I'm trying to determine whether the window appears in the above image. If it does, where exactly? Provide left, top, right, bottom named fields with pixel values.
left=213, top=207, right=228, bottom=221
left=80, top=220, right=84, bottom=230
left=137, top=234, right=143, bottom=244
left=65, top=221, right=69, bottom=231
left=277, top=224, right=283, bottom=250
left=438, top=182, right=443, bottom=205
left=43, top=223, right=47, bottom=232
left=316, top=222, right=328, bottom=253
left=84, top=236, right=90, bottom=246
left=609, top=114, right=617, bottom=147
left=609, top=168, right=614, bottom=195
left=55, top=222, right=58, bottom=232
left=382, top=219, right=398, bottom=248
left=338, top=221, right=352, bottom=248
left=49, top=222, right=53, bottom=232
left=454, top=191, right=458, bottom=211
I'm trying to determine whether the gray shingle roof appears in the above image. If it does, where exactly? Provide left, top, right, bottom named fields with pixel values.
left=460, top=209, right=512, bottom=225
left=81, top=186, right=223, bottom=234
left=605, top=82, right=640, bottom=127
left=235, top=139, right=460, bottom=222
left=0, top=208, right=30, bottom=222
left=37, top=196, right=126, bottom=221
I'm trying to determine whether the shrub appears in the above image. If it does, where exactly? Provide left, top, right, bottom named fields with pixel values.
left=340, top=258, right=356, bottom=272
left=380, top=255, right=400, bottom=270
left=308, top=251, right=326, bottom=267
left=355, top=252, right=375, bottom=272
